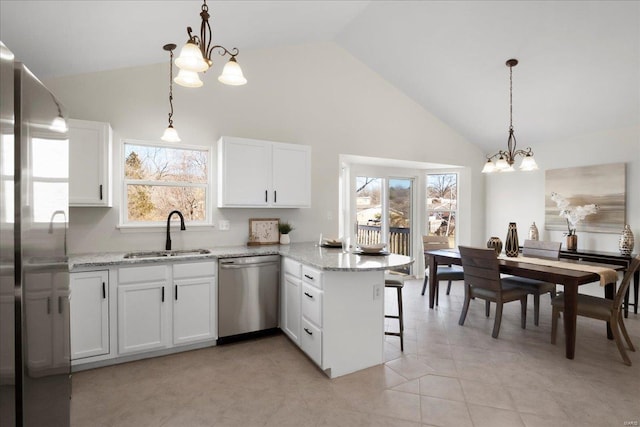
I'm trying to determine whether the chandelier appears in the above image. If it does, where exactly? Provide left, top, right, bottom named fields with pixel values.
left=172, top=0, right=247, bottom=88
left=482, top=59, right=538, bottom=173
left=161, top=44, right=180, bottom=142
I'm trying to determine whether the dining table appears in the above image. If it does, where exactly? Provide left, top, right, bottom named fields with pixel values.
left=425, top=248, right=622, bottom=360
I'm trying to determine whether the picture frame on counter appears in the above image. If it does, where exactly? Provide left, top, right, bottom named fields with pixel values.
left=248, top=218, right=280, bottom=245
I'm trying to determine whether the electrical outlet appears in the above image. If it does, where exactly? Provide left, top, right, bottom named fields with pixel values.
left=373, top=284, right=381, bottom=301
left=218, top=220, right=230, bottom=231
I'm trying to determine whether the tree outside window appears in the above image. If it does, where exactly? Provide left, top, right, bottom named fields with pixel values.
left=123, top=142, right=209, bottom=224
left=426, top=173, right=457, bottom=241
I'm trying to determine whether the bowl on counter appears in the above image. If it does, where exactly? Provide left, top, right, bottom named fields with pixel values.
left=357, top=243, right=387, bottom=254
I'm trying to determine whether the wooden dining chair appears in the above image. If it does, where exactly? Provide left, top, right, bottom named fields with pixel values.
left=421, top=235, right=464, bottom=304
left=458, top=246, right=530, bottom=338
left=551, top=255, right=640, bottom=366
left=501, top=240, right=561, bottom=326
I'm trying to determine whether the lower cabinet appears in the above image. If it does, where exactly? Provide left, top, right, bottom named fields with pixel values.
left=70, top=270, right=109, bottom=360
left=172, top=262, right=217, bottom=345
left=116, top=261, right=216, bottom=357
left=118, top=280, right=168, bottom=354
left=281, top=257, right=303, bottom=344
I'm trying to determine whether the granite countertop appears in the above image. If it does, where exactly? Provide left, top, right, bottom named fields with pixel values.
left=69, top=242, right=413, bottom=272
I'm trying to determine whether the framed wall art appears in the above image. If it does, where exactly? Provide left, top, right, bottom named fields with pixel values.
left=545, top=163, right=626, bottom=234
left=248, top=218, right=280, bottom=245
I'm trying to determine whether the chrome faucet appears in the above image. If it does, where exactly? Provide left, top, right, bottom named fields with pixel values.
left=165, top=210, right=186, bottom=250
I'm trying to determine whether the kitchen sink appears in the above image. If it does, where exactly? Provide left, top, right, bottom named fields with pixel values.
left=123, top=249, right=211, bottom=259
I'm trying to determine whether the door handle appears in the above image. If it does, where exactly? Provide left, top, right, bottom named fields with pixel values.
left=102, top=282, right=106, bottom=299
left=175, top=284, right=178, bottom=301
left=274, top=190, right=277, bottom=203
left=304, top=292, right=314, bottom=299
left=304, top=328, right=313, bottom=336
left=99, top=184, right=103, bottom=200
left=265, top=190, right=268, bottom=203
left=161, top=287, right=165, bottom=302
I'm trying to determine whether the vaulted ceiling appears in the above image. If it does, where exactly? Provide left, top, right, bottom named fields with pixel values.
left=1, top=1, right=638, bottom=153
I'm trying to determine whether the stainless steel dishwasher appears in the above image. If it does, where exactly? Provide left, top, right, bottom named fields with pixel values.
left=218, top=255, right=280, bottom=343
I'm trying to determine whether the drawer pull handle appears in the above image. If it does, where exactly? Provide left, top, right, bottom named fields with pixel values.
left=304, top=274, right=314, bottom=280
left=304, top=292, right=314, bottom=299
left=304, top=328, right=313, bottom=336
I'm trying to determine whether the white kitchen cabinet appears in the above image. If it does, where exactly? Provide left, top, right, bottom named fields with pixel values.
left=280, top=255, right=385, bottom=378
left=217, top=136, right=311, bottom=208
left=23, top=270, right=70, bottom=376
left=281, top=258, right=301, bottom=344
left=117, top=265, right=169, bottom=355
left=70, top=270, right=109, bottom=360
left=68, top=118, right=112, bottom=207
left=172, top=261, right=216, bottom=346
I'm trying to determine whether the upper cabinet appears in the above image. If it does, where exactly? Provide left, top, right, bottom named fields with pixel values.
left=217, top=136, right=311, bottom=208
left=68, top=119, right=112, bottom=207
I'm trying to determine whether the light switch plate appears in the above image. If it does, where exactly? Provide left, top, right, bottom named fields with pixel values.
left=218, top=220, right=230, bottom=231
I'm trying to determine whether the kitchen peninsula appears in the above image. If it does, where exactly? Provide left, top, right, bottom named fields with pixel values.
left=69, top=243, right=413, bottom=378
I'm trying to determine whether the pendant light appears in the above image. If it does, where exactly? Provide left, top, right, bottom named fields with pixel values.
left=173, top=0, right=246, bottom=88
left=161, top=44, right=181, bottom=143
left=482, top=59, right=538, bottom=173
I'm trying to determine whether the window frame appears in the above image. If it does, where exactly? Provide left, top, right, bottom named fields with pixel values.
left=426, top=172, right=458, bottom=243
left=119, top=139, right=213, bottom=228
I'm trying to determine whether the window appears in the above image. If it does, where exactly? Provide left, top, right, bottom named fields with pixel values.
left=426, top=173, right=457, bottom=242
left=122, top=141, right=210, bottom=225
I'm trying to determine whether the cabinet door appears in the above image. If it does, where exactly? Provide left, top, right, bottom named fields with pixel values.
left=272, top=142, right=311, bottom=207
left=68, top=119, right=112, bottom=207
left=300, top=317, right=322, bottom=367
left=173, top=277, right=216, bottom=345
left=282, top=274, right=301, bottom=344
left=218, top=137, right=271, bottom=207
left=24, top=289, right=53, bottom=371
left=118, top=282, right=167, bottom=354
left=70, top=271, right=109, bottom=360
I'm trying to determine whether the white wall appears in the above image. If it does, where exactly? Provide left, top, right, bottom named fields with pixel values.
left=44, top=42, right=486, bottom=254
left=485, top=126, right=640, bottom=252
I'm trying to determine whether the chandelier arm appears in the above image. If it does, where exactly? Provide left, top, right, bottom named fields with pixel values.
left=208, top=45, right=240, bottom=58
left=200, top=5, right=212, bottom=64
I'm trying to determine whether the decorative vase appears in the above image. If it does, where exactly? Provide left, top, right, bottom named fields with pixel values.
left=528, top=222, right=539, bottom=241
left=486, top=237, right=503, bottom=256
left=505, top=222, right=519, bottom=257
left=279, top=234, right=290, bottom=245
left=566, top=234, right=578, bottom=251
left=619, top=225, right=635, bottom=256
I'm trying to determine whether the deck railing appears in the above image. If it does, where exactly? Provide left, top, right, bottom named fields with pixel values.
left=356, top=225, right=410, bottom=256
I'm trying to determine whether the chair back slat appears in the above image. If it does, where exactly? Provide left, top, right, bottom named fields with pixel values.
left=459, top=246, right=502, bottom=292
left=423, top=235, right=451, bottom=250
left=613, top=255, right=640, bottom=309
left=522, top=240, right=561, bottom=260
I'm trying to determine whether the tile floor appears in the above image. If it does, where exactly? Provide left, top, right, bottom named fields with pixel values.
left=71, top=279, right=639, bottom=427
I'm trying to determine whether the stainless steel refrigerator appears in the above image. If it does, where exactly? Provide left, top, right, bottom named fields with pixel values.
left=0, top=41, right=71, bottom=426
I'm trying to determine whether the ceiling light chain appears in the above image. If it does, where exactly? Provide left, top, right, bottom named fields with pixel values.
left=482, top=58, right=538, bottom=173
left=161, top=43, right=180, bottom=142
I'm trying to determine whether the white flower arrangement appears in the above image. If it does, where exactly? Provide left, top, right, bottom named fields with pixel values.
left=550, top=192, right=599, bottom=236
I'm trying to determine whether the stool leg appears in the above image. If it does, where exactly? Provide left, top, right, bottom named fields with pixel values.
left=397, top=286, right=404, bottom=351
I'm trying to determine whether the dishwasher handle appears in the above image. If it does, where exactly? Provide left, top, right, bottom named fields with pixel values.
left=219, top=260, right=279, bottom=269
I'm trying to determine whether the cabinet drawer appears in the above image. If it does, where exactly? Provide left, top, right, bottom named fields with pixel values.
left=119, top=265, right=167, bottom=284
left=301, top=283, right=322, bottom=327
left=173, top=261, right=216, bottom=279
left=301, top=266, right=322, bottom=289
left=300, top=317, right=322, bottom=367
left=282, top=257, right=301, bottom=277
